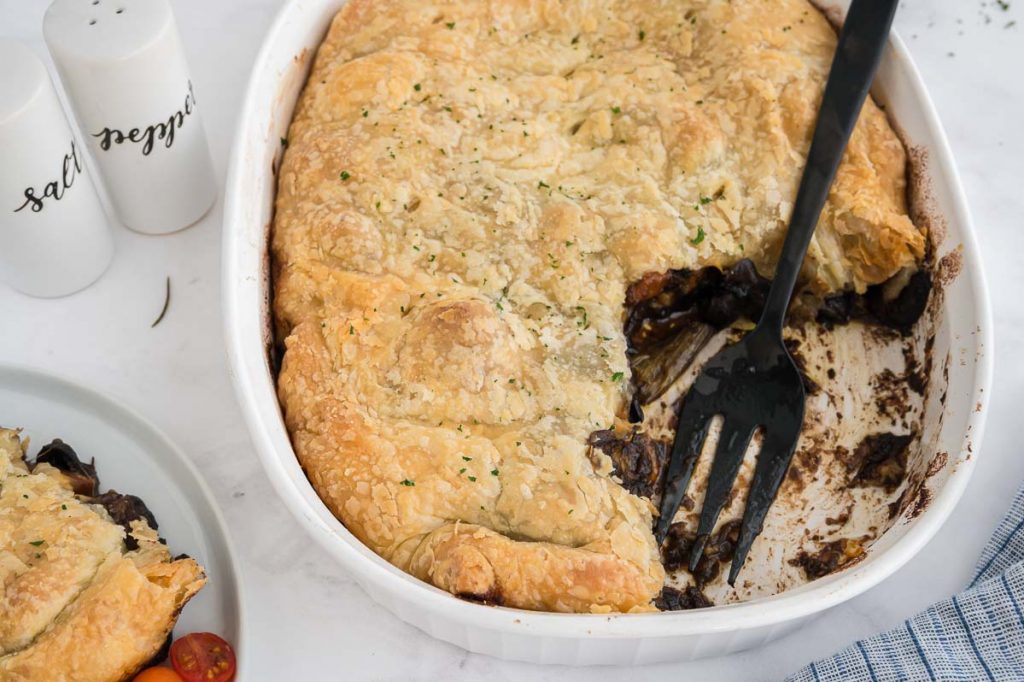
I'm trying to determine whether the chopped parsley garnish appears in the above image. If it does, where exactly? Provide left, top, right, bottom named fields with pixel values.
left=538, top=180, right=550, bottom=189
left=611, top=372, right=625, bottom=382
left=446, top=21, right=455, bottom=29
left=700, top=195, right=713, bottom=205
left=490, top=469, right=499, bottom=476
left=468, top=475, right=477, bottom=482
left=462, top=456, right=472, bottom=461
left=29, top=540, right=44, bottom=547
left=349, top=324, right=355, bottom=335
left=280, top=137, right=288, bottom=147
left=611, top=105, right=622, bottom=114
left=568, top=509, right=574, bottom=515
left=638, top=29, right=646, bottom=41
left=691, top=226, right=706, bottom=245
left=575, top=306, right=589, bottom=329
left=400, top=479, right=415, bottom=487
left=339, top=170, right=351, bottom=181
left=61, top=504, right=67, bottom=510
left=414, top=83, right=422, bottom=91
left=459, top=468, right=467, bottom=474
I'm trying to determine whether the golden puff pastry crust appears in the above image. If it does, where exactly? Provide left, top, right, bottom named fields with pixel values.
left=0, top=429, right=205, bottom=681
left=273, top=0, right=926, bottom=613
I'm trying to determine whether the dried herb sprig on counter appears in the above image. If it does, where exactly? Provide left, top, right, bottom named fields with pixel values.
left=150, top=276, right=171, bottom=328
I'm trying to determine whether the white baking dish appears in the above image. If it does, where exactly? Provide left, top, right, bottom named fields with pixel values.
left=223, top=0, right=993, bottom=665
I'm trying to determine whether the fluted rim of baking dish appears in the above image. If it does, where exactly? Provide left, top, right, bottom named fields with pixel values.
left=222, top=0, right=993, bottom=640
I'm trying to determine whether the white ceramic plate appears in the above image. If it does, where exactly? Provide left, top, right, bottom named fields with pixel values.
left=0, top=363, right=246, bottom=675
left=224, top=0, right=993, bottom=665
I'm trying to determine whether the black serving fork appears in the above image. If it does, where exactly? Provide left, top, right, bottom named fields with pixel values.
left=653, top=0, right=900, bottom=585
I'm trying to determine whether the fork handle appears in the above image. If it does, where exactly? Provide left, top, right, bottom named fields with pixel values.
left=758, top=0, right=899, bottom=334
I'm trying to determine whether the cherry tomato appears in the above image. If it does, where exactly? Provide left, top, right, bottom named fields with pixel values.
left=169, top=632, right=237, bottom=682
left=133, top=668, right=183, bottom=682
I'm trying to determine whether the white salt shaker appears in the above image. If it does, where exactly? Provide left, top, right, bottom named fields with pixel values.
left=0, top=40, right=114, bottom=298
left=44, top=0, right=216, bottom=234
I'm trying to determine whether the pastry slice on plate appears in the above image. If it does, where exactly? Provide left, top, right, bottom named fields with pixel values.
left=0, top=428, right=206, bottom=682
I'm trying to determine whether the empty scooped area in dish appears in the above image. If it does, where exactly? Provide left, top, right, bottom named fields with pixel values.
left=594, top=257, right=943, bottom=606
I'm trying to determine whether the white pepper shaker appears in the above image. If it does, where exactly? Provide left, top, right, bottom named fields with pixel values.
left=0, top=40, right=114, bottom=298
left=44, top=0, right=216, bottom=234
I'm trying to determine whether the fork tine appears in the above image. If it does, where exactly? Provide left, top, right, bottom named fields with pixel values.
left=654, top=397, right=713, bottom=544
left=727, top=427, right=802, bottom=586
left=688, top=420, right=756, bottom=573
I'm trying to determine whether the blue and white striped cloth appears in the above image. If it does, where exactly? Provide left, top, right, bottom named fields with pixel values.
left=788, top=486, right=1024, bottom=681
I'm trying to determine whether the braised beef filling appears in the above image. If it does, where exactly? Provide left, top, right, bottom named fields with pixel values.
left=661, top=520, right=742, bottom=588
left=848, top=432, right=915, bottom=492
left=817, top=269, right=932, bottom=334
left=623, top=260, right=770, bottom=408
left=621, top=260, right=931, bottom=414
left=87, top=490, right=158, bottom=529
left=455, top=586, right=504, bottom=607
left=789, top=538, right=866, bottom=579
left=30, top=439, right=161, bottom=552
left=587, top=429, right=669, bottom=499
left=34, top=439, right=99, bottom=497
left=605, top=261, right=931, bottom=502
left=585, top=260, right=933, bottom=602
left=655, top=585, right=713, bottom=611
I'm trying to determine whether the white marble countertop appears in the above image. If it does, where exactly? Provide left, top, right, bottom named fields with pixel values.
left=1, top=0, right=1022, bottom=679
